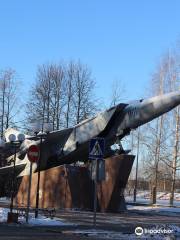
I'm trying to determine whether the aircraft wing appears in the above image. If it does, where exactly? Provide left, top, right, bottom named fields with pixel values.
left=45, top=128, right=73, bottom=146
left=63, top=103, right=128, bottom=153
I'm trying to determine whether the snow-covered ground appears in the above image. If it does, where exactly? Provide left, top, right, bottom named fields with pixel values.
left=22, top=214, right=69, bottom=226
left=0, top=202, right=179, bottom=239
left=0, top=197, right=9, bottom=202
left=127, top=204, right=180, bottom=215
left=125, top=191, right=180, bottom=206
left=125, top=205, right=180, bottom=239
left=0, top=207, right=69, bottom=226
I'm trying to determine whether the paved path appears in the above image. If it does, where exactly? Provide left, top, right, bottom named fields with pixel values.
left=0, top=208, right=179, bottom=239
left=55, top=209, right=180, bottom=231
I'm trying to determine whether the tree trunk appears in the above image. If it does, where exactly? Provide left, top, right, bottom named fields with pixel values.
left=152, top=115, right=163, bottom=204
left=170, top=107, right=179, bottom=205
left=1, top=82, right=5, bottom=138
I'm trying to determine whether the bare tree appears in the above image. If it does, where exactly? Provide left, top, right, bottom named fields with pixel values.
left=0, top=69, right=20, bottom=136
left=26, top=63, right=66, bottom=131
left=165, top=51, right=180, bottom=205
left=141, top=49, right=180, bottom=205
left=110, top=80, right=126, bottom=107
left=50, top=64, right=65, bottom=130
left=64, top=61, right=75, bottom=128
left=26, top=61, right=98, bottom=132
left=141, top=54, right=170, bottom=203
left=71, top=61, right=97, bottom=124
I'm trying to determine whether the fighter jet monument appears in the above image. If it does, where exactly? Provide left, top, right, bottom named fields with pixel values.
left=1, top=90, right=180, bottom=177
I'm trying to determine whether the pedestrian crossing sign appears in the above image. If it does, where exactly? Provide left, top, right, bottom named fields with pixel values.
left=89, top=138, right=105, bottom=159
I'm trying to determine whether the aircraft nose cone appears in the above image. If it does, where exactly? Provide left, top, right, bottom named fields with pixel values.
left=132, top=91, right=180, bottom=129
left=153, top=91, right=180, bottom=112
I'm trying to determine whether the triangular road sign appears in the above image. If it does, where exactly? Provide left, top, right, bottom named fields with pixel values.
left=89, top=138, right=105, bottom=159
left=90, top=141, right=103, bottom=156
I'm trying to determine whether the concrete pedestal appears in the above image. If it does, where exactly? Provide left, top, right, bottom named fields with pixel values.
left=15, top=154, right=134, bottom=213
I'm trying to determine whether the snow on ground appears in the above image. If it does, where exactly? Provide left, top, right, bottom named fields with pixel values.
left=126, top=197, right=180, bottom=206
left=19, top=213, right=69, bottom=226
left=0, top=207, right=69, bottom=226
left=0, top=206, right=179, bottom=239
left=0, top=207, right=8, bottom=222
left=125, top=191, right=180, bottom=206
left=127, top=204, right=180, bottom=213
left=0, top=197, right=9, bottom=203
left=126, top=205, right=180, bottom=238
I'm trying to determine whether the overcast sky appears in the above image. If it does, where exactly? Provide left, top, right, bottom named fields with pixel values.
left=0, top=0, right=180, bottom=105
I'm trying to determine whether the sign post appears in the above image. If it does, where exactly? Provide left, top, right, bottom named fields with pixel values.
left=93, top=159, right=98, bottom=227
left=26, top=145, right=40, bottom=223
left=89, top=137, right=105, bottom=228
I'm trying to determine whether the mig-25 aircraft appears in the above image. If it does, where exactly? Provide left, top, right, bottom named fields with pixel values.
left=1, top=90, right=180, bottom=178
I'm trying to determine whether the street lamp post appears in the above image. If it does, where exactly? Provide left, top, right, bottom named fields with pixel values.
left=7, top=133, right=25, bottom=223
left=33, top=122, right=52, bottom=218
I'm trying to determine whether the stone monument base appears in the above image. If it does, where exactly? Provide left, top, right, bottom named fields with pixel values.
left=15, top=154, right=134, bottom=212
